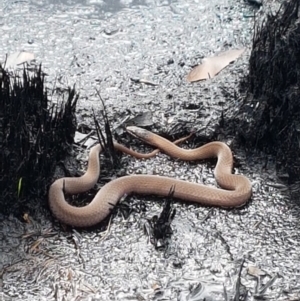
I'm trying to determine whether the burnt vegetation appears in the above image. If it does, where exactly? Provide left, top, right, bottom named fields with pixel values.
left=0, top=65, right=78, bottom=215
left=232, top=0, right=300, bottom=182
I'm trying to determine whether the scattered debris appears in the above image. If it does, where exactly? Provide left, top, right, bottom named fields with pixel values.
left=130, top=78, right=159, bottom=86
left=254, top=273, right=279, bottom=298
left=246, top=0, right=262, bottom=8
left=22, top=213, right=31, bottom=224
left=232, top=259, right=248, bottom=301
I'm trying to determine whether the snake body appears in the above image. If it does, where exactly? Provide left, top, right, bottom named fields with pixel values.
left=49, top=126, right=252, bottom=227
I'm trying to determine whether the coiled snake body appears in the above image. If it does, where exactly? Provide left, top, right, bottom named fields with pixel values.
left=49, top=126, right=252, bottom=227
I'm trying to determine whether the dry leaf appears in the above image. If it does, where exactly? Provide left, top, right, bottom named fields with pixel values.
left=187, top=48, right=245, bottom=82
left=5, top=51, right=35, bottom=68
left=248, top=266, right=267, bottom=277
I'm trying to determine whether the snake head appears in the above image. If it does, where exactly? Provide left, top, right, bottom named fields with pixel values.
left=126, top=126, right=152, bottom=143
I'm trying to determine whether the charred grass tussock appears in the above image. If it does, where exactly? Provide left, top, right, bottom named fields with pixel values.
left=234, top=0, right=300, bottom=181
left=0, top=65, right=78, bottom=214
left=93, top=93, right=119, bottom=168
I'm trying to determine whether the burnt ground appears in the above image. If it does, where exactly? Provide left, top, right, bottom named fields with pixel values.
left=1, top=0, right=300, bottom=300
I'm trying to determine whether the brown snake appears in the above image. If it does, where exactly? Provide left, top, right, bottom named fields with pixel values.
left=49, top=126, right=252, bottom=227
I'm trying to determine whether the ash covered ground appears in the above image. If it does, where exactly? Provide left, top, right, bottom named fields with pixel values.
left=1, top=0, right=300, bottom=300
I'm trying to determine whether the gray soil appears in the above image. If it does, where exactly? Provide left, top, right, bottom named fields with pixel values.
left=1, top=0, right=300, bottom=300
